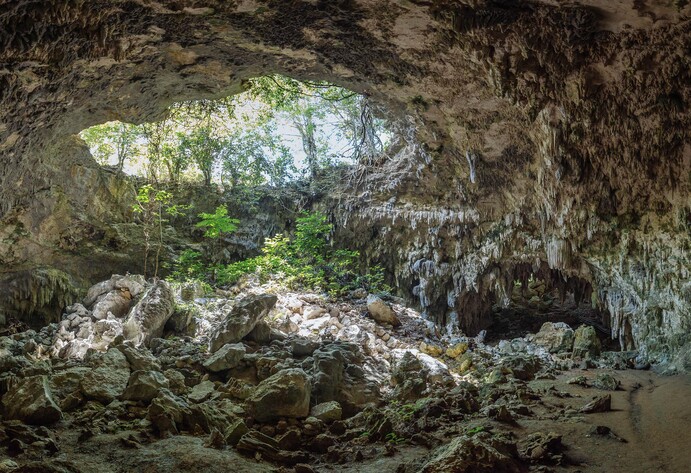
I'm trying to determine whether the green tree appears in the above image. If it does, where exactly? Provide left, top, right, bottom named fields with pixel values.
left=80, top=121, right=140, bottom=172
left=132, top=185, right=182, bottom=278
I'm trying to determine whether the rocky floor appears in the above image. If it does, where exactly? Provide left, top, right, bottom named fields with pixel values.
left=1, top=275, right=689, bottom=472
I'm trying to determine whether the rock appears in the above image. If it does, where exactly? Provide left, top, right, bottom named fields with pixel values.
left=588, top=425, right=627, bottom=443
left=0, top=460, right=18, bottom=472
left=421, top=432, right=521, bottom=472
left=116, top=343, right=161, bottom=371
left=580, top=394, right=611, bottom=413
left=84, top=274, right=145, bottom=308
left=420, top=341, right=443, bottom=357
left=309, top=342, right=380, bottom=415
left=80, top=348, right=130, bottom=403
left=593, top=373, right=620, bottom=391
left=188, top=380, right=216, bottom=403
left=165, top=304, right=196, bottom=335
left=567, top=375, right=589, bottom=386
left=366, top=295, right=400, bottom=326
left=1, top=375, right=62, bottom=425
left=391, top=351, right=427, bottom=400
left=236, top=431, right=309, bottom=465
left=310, top=401, right=343, bottom=422
left=91, top=289, right=132, bottom=321
left=248, top=368, right=310, bottom=422
left=225, top=418, right=249, bottom=446
left=148, top=389, right=191, bottom=436
left=122, top=370, right=170, bottom=402
left=304, top=307, right=326, bottom=320
left=572, top=325, right=601, bottom=359
left=122, top=281, right=175, bottom=347
left=520, top=431, right=564, bottom=463
left=208, top=294, right=277, bottom=353
left=532, top=322, right=575, bottom=353
left=445, top=342, right=468, bottom=358
left=501, top=355, right=542, bottom=381
left=203, top=343, right=246, bottom=372
left=291, top=338, right=320, bottom=357
left=245, top=320, right=271, bottom=344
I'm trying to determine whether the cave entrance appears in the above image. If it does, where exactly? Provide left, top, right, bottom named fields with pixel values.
left=78, top=75, right=392, bottom=188
left=484, top=262, right=617, bottom=350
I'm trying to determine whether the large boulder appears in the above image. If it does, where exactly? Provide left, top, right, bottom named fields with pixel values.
left=203, top=343, right=246, bottom=372
left=84, top=274, right=146, bottom=308
left=421, top=433, right=521, bottom=473
left=123, top=280, right=175, bottom=347
left=1, top=375, right=62, bottom=425
left=122, top=370, right=170, bottom=402
left=572, top=325, right=602, bottom=359
left=208, top=294, right=278, bottom=353
left=80, top=348, right=130, bottom=403
left=248, top=368, right=311, bottom=422
left=532, top=322, right=575, bottom=353
left=366, top=295, right=401, bottom=326
left=307, top=342, right=380, bottom=415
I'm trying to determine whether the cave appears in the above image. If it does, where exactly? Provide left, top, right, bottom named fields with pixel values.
left=0, top=1, right=690, bottom=472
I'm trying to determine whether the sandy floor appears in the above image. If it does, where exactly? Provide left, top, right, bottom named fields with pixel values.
left=528, top=369, right=691, bottom=473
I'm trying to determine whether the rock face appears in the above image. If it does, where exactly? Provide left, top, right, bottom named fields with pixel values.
left=1, top=375, right=62, bottom=425
left=0, top=1, right=688, bottom=366
left=248, top=369, right=311, bottom=422
left=208, top=294, right=278, bottom=353
left=123, top=281, right=175, bottom=347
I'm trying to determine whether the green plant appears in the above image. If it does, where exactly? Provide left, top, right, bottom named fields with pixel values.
left=133, top=184, right=183, bottom=278
left=385, top=432, right=406, bottom=445
left=196, top=205, right=239, bottom=238
left=466, top=426, right=486, bottom=437
left=207, top=211, right=390, bottom=295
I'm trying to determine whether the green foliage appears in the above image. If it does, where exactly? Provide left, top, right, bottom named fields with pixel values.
left=133, top=184, right=180, bottom=278
left=211, top=211, right=390, bottom=295
left=195, top=206, right=239, bottom=239
left=170, top=249, right=205, bottom=281
left=466, top=426, right=486, bottom=437
left=385, top=432, right=406, bottom=445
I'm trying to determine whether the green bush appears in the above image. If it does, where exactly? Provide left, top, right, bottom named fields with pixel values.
left=213, top=211, right=390, bottom=295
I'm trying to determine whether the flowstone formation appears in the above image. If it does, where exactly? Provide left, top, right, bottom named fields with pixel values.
left=3, top=275, right=679, bottom=472
left=0, top=1, right=689, bottom=367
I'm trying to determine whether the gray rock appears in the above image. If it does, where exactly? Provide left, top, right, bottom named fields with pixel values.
left=165, top=304, right=197, bottom=335
left=310, top=401, right=342, bottom=422
left=91, top=290, right=132, bottom=320
left=421, top=432, right=521, bottom=473
left=148, top=389, right=191, bottom=436
left=123, top=280, right=175, bottom=347
left=593, top=373, right=620, bottom=391
left=245, top=320, right=272, bottom=344
left=188, top=380, right=216, bottom=403
left=203, top=343, right=246, bottom=372
left=291, top=338, right=320, bottom=357
left=122, top=370, right=170, bottom=402
left=580, top=394, right=612, bottom=413
left=366, top=295, right=400, bottom=326
left=208, top=294, right=277, bottom=353
left=84, top=274, right=145, bottom=308
left=116, top=343, right=161, bottom=371
left=80, top=348, right=130, bottom=403
left=1, top=375, right=62, bottom=425
left=501, top=355, right=542, bottom=381
left=532, top=322, right=575, bottom=353
left=248, top=368, right=311, bottom=422
left=572, top=325, right=602, bottom=359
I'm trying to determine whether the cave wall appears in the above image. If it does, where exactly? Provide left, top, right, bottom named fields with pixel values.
left=0, top=0, right=689, bottom=365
